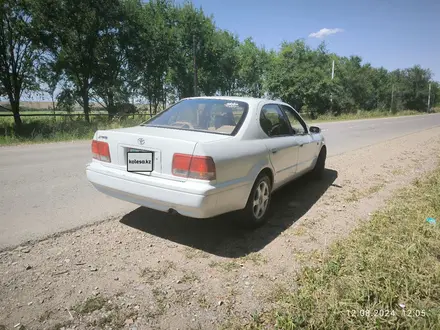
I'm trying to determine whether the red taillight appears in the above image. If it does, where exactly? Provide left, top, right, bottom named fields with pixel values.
left=91, top=140, right=111, bottom=163
left=172, top=153, right=216, bottom=181
left=92, top=140, right=99, bottom=159
left=172, top=153, right=192, bottom=177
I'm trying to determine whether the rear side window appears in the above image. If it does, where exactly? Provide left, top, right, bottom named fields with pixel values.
left=260, top=104, right=291, bottom=137
left=143, top=99, right=248, bottom=135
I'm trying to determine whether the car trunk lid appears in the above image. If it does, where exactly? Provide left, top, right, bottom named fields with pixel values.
left=94, top=126, right=232, bottom=181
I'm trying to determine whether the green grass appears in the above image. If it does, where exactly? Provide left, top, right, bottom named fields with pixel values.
left=345, top=183, right=386, bottom=203
left=306, top=109, right=423, bottom=123
left=0, top=114, right=151, bottom=145
left=92, top=309, right=138, bottom=329
left=72, top=296, right=107, bottom=315
left=243, top=162, right=440, bottom=329
left=180, top=271, right=201, bottom=283
left=139, top=260, right=176, bottom=284
left=209, top=260, right=241, bottom=272
left=70, top=294, right=138, bottom=328
left=49, top=321, right=73, bottom=330
left=239, top=252, right=268, bottom=266
left=183, top=247, right=210, bottom=259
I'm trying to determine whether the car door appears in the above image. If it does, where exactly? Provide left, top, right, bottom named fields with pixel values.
left=279, top=104, right=318, bottom=174
left=259, top=104, right=300, bottom=189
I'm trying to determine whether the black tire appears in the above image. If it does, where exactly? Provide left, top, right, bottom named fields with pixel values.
left=238, top=174, right=272, bottom=229
left=310, top=146, right=327, bottom=180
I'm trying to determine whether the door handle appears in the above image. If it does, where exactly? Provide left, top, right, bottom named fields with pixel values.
left=271, top=148, right=278, bottom=154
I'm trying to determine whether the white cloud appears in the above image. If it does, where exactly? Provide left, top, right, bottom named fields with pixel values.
left=309, top=28, right=344, bottom=39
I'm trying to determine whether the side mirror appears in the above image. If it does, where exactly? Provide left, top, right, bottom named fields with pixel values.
left=309, top=126, right=321, bottom=134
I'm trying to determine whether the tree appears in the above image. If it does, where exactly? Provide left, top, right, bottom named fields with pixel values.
left=0, top=0, right=40, bottom=128
left=126, top=0, right=177, bottom=114
left=38, top=61, right=61, bottom=111
left=236, top=38, right=269, bottom=97
left=369, top=67, right=390, bottom=110
left=402, top=65, right=432, bottom=111
left=91, top=0, right=135, bottom=118
left=265, top=41, right=303, bottom=108
left=196, top=29, right=239, bottom=96
left=265, top=40, right=332, bottom=114
left=430, top=81, right=440, bottom=109
left=387, top=66, right=433, bottom=112
left=302, top=42, right=333, bottom=115
left=212, top=30, right=239, bottom=96
left=168, top=2, right=218, bottom=99
left=33, top=0, right=124, bottom=122
left=332, top=56, right=373, bottom=113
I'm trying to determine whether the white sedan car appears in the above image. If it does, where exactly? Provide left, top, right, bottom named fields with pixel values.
left=86, top=96, right=326, bottom=228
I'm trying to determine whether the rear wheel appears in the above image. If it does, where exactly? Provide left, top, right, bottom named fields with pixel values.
left=239, top=174, right=272, bottom=229
left=310, top=146, right=327, bottom=180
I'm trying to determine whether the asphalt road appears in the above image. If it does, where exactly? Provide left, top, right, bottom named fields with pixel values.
left=1, top=113, right=440, bottom=249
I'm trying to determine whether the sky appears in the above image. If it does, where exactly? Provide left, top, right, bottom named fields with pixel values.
left=179, top=0, right=440, bottom=80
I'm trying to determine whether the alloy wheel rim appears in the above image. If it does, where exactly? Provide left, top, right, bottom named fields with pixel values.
left=252, top=180, right=270, bottom=219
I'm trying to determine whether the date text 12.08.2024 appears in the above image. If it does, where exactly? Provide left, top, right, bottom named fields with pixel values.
left=347, top=309, right=426, bottom=318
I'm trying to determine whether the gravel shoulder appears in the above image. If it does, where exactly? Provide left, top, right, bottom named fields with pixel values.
left=1, top=127, right=440, bottom=330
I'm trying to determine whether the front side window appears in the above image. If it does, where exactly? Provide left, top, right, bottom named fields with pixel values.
left=259, top=104, right=291, bottom=137
left=280, top=105, right=308, bottom=135
left=142, top=98, right=248, bottom=135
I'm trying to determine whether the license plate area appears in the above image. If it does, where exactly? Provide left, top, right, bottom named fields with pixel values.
left=127, top=149, right=154, bottom=172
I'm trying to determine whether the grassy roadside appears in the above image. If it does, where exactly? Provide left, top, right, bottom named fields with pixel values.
left=308, top=109, right=424, bottom=123
left=0, top=109, right=436, bottom=146
left=0, top=115, right=150, bottom=146
left=241, top=163, right=440, bottom=329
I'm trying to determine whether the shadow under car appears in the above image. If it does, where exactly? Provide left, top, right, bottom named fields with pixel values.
left=120, top=168, right=338, bottom=258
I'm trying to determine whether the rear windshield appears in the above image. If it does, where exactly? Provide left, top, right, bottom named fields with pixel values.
left=142, top=98, right=249, bottom=135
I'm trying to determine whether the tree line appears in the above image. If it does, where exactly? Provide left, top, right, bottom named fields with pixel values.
left=1, top=0, right=438, bottom=127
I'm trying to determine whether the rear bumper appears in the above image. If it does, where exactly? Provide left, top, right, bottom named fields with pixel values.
left=86, top=162, right=251, bottom=218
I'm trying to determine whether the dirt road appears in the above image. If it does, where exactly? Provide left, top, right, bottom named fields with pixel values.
left=1, top=125, right=439, bottom=330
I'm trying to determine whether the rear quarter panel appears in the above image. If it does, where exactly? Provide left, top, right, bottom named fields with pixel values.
left=193, top=139, right=272, bottom=192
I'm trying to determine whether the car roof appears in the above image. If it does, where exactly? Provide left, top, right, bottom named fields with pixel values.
left=183, top=96, right=275, bottom=108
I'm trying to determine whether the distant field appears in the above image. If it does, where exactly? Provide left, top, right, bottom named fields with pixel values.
left=0, top=101, right=105, bottom=110
left=0, top=101, right=155, bottom=112
left=0, top=114, right=152, bottom=145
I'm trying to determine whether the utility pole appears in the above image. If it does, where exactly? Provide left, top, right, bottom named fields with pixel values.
left=331, top=60, right=335, bottom=80
left=330, top=60, right=335, bottom=102
left=193, top=34, right=198, bottom=97
left=427, top=82, right=431, bottom=113
left=329, top=59, right=335, bottom=114
left=390, top=84, right=394, bottom=113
